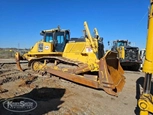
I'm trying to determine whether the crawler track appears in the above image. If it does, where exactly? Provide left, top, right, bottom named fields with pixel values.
left=30, top=56, right=90, bottom=75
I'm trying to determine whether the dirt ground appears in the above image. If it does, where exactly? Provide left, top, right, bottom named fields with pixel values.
left=0, top=59, right=147, bottom=115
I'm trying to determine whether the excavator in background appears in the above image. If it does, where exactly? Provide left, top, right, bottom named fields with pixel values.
left=15, top=21, right=125, bottom=96
left=138, top=0, right=153, bottom=114
left=110, top=40, right=142, bottom=71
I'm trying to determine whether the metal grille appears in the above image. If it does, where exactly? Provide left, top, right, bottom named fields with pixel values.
left=38, top=43, right=43, bottom=52
left=125, top=48, right=138, bottom=60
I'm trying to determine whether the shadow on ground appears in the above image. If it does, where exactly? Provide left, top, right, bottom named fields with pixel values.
left=0, top=87, right=66, bottom=115
left=134, top=76, right=153, bottom=115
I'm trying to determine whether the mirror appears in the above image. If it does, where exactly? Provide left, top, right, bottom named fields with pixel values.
left=108, top=41, right=110, bottom=46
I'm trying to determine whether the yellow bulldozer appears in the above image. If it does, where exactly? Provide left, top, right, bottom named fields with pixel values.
left=15, top=21, right=125, bottom=96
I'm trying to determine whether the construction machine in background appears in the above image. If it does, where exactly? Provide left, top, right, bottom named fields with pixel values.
left=15, top=21, right=125, bottom=96
left=110, top=40, right=142, bottom=71
left=138, top=0, right=153, bottom=114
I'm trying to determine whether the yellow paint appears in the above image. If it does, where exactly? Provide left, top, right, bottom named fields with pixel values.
left=63, top=42, right=99, bottom=71
left=117, top=46, right=125, bottom=59
left=62, top=21, right=101, bottom=72
left=62, top=68, right=68, bottom=72
left=28, top=41, right=53, bottom=54
left=84, top=21, right=98, bottom=53
left=143, top=0, right=153, bottom=73
left=138, top=94, right=153, bottom=115
left=53, top=66, right=58, bottom=70
left=138, top=1, right=153, bottom=115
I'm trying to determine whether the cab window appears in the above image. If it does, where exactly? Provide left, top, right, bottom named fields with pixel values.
left=54, top=32, right=65, bottom=52
left=117, top=41, right=127, bottom=47
left=44, top=33, right=53, bottom=42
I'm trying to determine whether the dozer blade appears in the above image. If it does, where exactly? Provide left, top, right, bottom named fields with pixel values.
left=15, top=52, right=23, bottom=71
left=99, top=50, right=125, bottom=96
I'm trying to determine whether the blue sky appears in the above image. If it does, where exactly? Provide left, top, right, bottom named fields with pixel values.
left=0, top=0, right=149, bottom=50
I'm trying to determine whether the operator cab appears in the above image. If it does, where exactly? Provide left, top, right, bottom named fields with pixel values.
left=111, top=40, right=128, bottom=51
left=115, top=40, right=128, bottom=47
left=41, top=27, right=70, bottom=52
